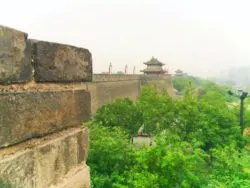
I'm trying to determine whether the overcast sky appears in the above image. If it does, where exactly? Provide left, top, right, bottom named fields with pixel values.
left=1, top=0, right=250, bottom=77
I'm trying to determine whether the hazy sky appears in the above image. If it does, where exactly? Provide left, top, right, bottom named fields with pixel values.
left=1, top=0, right=250, bottom=77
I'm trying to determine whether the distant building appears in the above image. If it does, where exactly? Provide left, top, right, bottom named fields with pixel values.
left=175, top=69, right=184, bottom=76
left=141, top=57, right=165, bottom=75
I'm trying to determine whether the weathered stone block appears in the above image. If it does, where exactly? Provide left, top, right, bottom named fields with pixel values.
left=0, top=90, right=91, bottom=148
left=0, top=149, right=35, bottom=187
left=31, top=40, right=92, bottom=82
left=50, top=165, right=90, bottom=188
left=0, top=128, right=89, bottom=188
left=0, top=25, right=32, bottom=84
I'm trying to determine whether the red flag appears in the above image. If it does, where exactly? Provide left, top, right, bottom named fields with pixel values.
left=125, top=64, right=128, bottom=74
left=109, top=63, right=112, bottom=74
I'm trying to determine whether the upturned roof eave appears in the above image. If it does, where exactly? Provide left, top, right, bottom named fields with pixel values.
left=143, top=62, right=165, bottom=65
left=140, top=70, right=164, bottom=73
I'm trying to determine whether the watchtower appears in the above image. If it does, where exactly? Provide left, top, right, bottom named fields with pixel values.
left=141, top=57, right=165, bottom=75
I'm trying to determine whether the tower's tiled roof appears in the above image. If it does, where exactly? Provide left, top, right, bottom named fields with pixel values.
left=141, top=56, right=165, bottom=74
left=143, top=57, right=165, bottom=65
left=175, top=69, right=183, bottom=73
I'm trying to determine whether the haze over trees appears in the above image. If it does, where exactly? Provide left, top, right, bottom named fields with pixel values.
left=86, top=77, right=250, bottom=188
left=210, top=66, right=250, bottom=88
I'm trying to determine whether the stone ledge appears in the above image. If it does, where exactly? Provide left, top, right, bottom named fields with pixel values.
left=0, top=89, right=91, bottom=148
left=0, top=25, right=32, bottom=84
left=0, top=127, right=89, bottom=188
left=0, top=81, right=89, bottom=93
left=31, top=40, right=92, bottom=82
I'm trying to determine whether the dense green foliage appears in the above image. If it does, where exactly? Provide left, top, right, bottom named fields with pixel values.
left=92, top=98, right=142, bottom=136
left=137, top=85, right=175, bottom=135
left=172, top=75, right=197, bottom=92
left=88, top=125, right=135, bottom=187
left=87, top=81, right=250, bottom=187
left=244, top=98, right=250, bottom=128
left=172, top=75, right=235, bottom=102
left=0, top=179, right=13, bottom=188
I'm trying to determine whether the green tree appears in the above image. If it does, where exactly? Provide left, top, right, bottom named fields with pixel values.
left=172, top=75, right=205, bottom=93
left=208, top=146, right=250, bottom=187
left=87, top=124, right=135, bottom=187
left=122, top=131, right=208, bottom=188
left=137, top=85, right=175, bottom=135
left=92, top=98, right=142, bottom=136
left=87, top=82, right=249, bottom=187
left=174, top=85, right=242, bottom=151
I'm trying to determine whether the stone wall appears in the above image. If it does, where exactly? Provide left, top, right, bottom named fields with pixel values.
left=0, top=25, right=175, bottom=188
left=89, top=74, right=175, bottom=113
left=93, top=74, right=140, bottom=82
left=89, top=74, right=141, bottom=113
left=141, top=74, right=176, bottom=97
left=0, top=25, right=91, bottom=188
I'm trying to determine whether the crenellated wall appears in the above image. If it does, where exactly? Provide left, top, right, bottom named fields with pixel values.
left=0, top=25, right=175, bottom=188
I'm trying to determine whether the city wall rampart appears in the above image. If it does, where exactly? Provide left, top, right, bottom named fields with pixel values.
left=0, top=25, right=175, bottom=188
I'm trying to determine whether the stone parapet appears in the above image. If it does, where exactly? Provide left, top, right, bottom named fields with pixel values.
left=140, top=74, right=171, bottom=81
left=31, top=40, right=92, bottom=82
left=0, top=25, right=32, bottom=84
left=0, top=25, right=92, bottom=85
left=93, top=74, right=140, bottom=82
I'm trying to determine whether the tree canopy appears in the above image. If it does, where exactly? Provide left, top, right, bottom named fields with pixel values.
left=86, top=78, right=250, bottom=187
